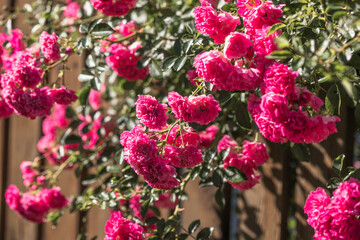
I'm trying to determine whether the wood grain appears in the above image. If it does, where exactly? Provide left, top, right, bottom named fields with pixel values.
left=237, top=141, right=290, bottom=240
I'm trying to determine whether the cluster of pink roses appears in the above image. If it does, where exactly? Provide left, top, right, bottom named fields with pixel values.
left=37, top=104, right=76, bottom=165
left=0, top=29, right=77, bottom=119
left=192, top=0, right=340, bottom=143
left=304, top=178, right=360, bottom=240
left=5, top=185, right=68, bottom=223
left=217, top=135, right=268, bottom=190
left=191, top=0, right=283, bottom=91
left=5, top=161, right=68, bottom=223
left=248, top=63, right=340, bottom=143
left=101, top=21, right=149, bottom=81
left=121, top=93, right=220, bottom=189
left=104, top=211, right=144, bottom=240
left=90, top=0, right=137, bottom=17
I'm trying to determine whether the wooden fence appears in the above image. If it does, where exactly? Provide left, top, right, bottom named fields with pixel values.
left=0, top=0, right=356, bottom=239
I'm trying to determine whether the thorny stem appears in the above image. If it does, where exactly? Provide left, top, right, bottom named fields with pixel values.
left=173, top=172, right=191, bottom=216
left=50, top=156, right=73, bottom=184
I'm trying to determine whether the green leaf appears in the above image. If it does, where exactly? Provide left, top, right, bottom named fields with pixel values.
left=236, top=102, right=252, bottom=129
left=137, top=57, right=151, bottom=69
left=332, top=11, right=347, bottom=21
left=90, top=23, right=115, bottom=37
left=347, top=168, right=360, bottom=181
left=140, top=198, right=151, bottom=219
left=291, top=143, right=310, bottom=162
left=63, top=134, right=82, bottom=145
left=114, top=149, right=124, bottom=165
left=156, top=219, right=165, bottom=236
left=81, top=174, right=97, bottom=185
left=174, top=39, right=181, bottom=56
left=149, top=61, right=163, bottom=80
left=196, top=227, right=213, bottom=240
left=77, top=86, right=91, bottom=105
left=162, top=57, right=177, bottom=70
left=267, top=23, right=286, bottom=36
left=221, top=3, right=237, bottom=12
left=145, top=216, right=159, bottom=225
left=88, top=19, right=102, bottom=32
left=215, top=189, right=225, bottom=208
left=325, top=84, right=341, bottom=116
left=182, top=40, right=193, bottom=54
left=173, top=56, right=187, bottom=72
left=106, top=165, right=121, bottom=173
left=225, top=166, right=248, bottom=183
left=188, top=220, right=200, bottom=234
left=332, top=154, right=345, bottom=175
left=79, top=23, right=88, bottom=33
left=220, top=148, right=231, bottom=161
left=326, top=177, right=342, bottom=189
left=78, top=73, right=94, bottom=82
left=212, top=169, right=223, bottom=187
left=267, top=50, right=293, bottom=59
left=342, top=166, right=355, bottom=181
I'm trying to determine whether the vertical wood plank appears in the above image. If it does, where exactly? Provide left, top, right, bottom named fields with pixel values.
left=294, top=105, right=353, bottom=239
left=0, top=119, right=6, bottom=239
left=237, top=141, right=289, bottom=240
left=42, top=52, right=83, bottom=240
left=87, top=207, right=110, bottom=239
left=3, top=0, right=41, bottom=238
left=182, top=181, right=222, bottom=239
left=4, top=115, right=40, bottom=240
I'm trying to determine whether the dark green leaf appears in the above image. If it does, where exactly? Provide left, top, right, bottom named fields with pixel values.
left=174, top=39, right=181, bottom=56
left=212, top=169, right=223, bottom=187
left=347, top=168, right=360, bottom=181
left=215, top=189, right=225, bottom=208
left=221, top=3, right=237, bottom=12
left=188, top=220, right=200, bottom=234
left=333, top=154, right=345, bottom=175
left=81, top=174, right=97, bottom=185
left=63, top=134, right=82, bottom=145
left=137, top=57, right=151, bottom=69
left=145, top=216, right=159, bottom=225
left=88, top=19, right=102, bottom=32
left=164, top=232, right=176, bottom=239
left=149, top=61, right=163, bottom=80
left=173, top=56, right=187, bottom=72
left=196, top=227, right=213, bottom=240
left=225, top=166, right=248, bottom=183
left=148, top=236, right=161, bottom=240
left=219, top=148, right=231, bottom=161
left=183, top=40, right=193, bottom=54
left=140, top=198, right=151, bottom=219
left=326, top=177, right=342, bottom=189
left=115, top=150, right=124, bottom=165
left=332, top=11, right=347, bottom=21
left=106, top=165, right=121, bottom=173
left=185, top=24, right=193, bottom=34
left=79, top=23, right=88, bottom=33
left=77, top=86, right=91, bottom=105
left=236, top=102, right=251, bottom=129
left=342, top=166, right=355, bottom=181
left=162, top=57, right=177, bottom=70
left=267, top=50, right=293, bottom=59
left=325, top=84, right=341, bottom=116
left=267, top=23, right=286, bottom=36
left=156, top=219, right=165, bottom=236
left=90, top=23, right=115, bottom=37
left=291, top=143, right=310, bottom=162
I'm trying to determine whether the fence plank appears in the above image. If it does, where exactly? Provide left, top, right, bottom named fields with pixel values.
left=182, top=180, right=222, bottom=239
left=237, top=141, right=290, bottom=240
left=294, top=104, right=353, bottom=239
left=42, top=52, right=83, bottom=240
left=87, top=207, right=110, bottom=239
left=0, top=119, right=6, bottom=239
left=4, top=115, right=40, bottom=240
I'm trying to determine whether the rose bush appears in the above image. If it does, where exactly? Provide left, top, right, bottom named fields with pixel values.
left=1, top=0, right=360, bottom=239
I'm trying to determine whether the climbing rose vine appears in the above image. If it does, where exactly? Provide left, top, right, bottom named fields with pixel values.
left=1, top=0, right=360, bottom=239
